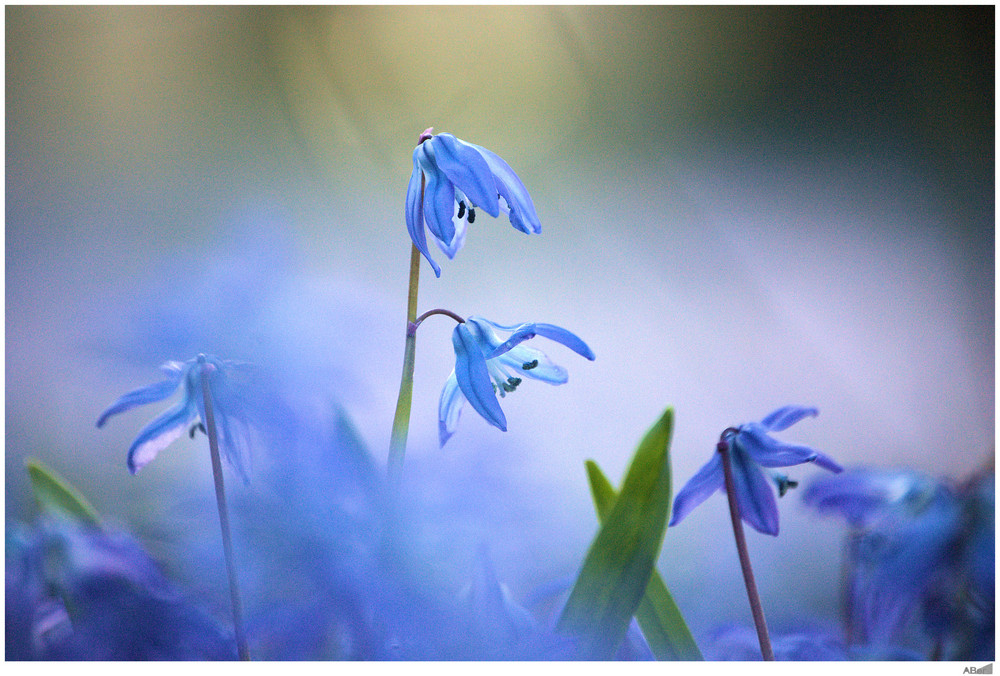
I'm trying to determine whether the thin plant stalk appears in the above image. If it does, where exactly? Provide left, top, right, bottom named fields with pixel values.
left=718, top=439, right=775, bottom=661
left=387, top=241, right=422, bottom=489
left=199, top=362, right=251, bottom=661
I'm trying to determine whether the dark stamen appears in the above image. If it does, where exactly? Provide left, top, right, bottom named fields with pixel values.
left=507, top=377, right=522, bottom=390
left=468, top=208, right=476, bottom=224
left=522, top=360, right=539, bottom=370
left=777, top=477, right=799, bottom=498
left=457, top=201, right=466, bottom=220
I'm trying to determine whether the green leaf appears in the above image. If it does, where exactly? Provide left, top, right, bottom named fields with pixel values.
left=587, top=460, right=703, bottom=660
left=334, top=406, right=380, bottom=493
left=556, top=407, right=675, bottom=659
left=26, top=458, right=102, bottom=528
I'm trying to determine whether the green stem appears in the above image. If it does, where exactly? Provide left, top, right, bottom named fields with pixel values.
left=199, top=358, right=251, bottom=661
left=387, top=243, right=421, bottom=489
left=719, top=440, right=774, bottom=661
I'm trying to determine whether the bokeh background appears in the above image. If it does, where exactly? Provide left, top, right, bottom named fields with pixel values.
left=6, top=5, right=994, bottom=648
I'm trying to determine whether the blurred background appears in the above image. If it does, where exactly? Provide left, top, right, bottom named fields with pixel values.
left=6, top=6, right=994, bottom=647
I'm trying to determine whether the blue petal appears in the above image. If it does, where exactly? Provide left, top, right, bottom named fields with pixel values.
left=420, top=143, right=458, bottom=246
left=214, top=410, right=251, bottom=483
left=669, top=452, right=724, bottom=527
left=803, top=468, right=928, bottom=525
left=405, top=148, right=441, bottom=277
left=759, top=405, right=818, bottom=432
left=452, top=323, right=507, bottom=432
left=811, top=451, right=843, bottom=473
left=431, top=134, right=500, bottom=218
left=495, top=345, right=568, bottom=384
left=473, top=144, right=541, bottom=235
left=486, top=322, right=595, bottom=361
left=438, top=372, right=465, bottom=447
left=434, top=211, right=467, bottom=259
left=729, top=447, right=780, bottom=535
left=532, top=324, right=595, bottom=360
left=96, top=375, right=183, bottom=428
left=126, top=398, right=198, bottom=474
left=736, top=424, right=820, bottom=468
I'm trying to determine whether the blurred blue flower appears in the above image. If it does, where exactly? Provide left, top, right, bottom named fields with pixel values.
left=670, top=406, right=842, bottom=536
left=804, top=467, right=994, bottom=659
left=406, top=130, right=541, bottom=277
left=440, top=317, right=595, bottom=446
left=6, top=518, right=235, bottom=660
left=97, top=355, right=254, bottom=480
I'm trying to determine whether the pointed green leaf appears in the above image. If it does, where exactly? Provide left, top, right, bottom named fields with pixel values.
left=587, top=460, right=703, bottom=660
left=26, top=458, right=101, bottom=528
left=556, top=407, right=674, bottom=659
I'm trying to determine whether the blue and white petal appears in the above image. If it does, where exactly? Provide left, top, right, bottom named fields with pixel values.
left=126, top=398, right=198, bottom=475
left=495, top=346, right=568, bottom=384
left=420, top=144, right=459, bottom=246
left=452, top=323, right=507, bottom=432
left=431, top=134, right=500, bottom=217
left=473, top=144, right=541, bottom=234
left=487, top=322, right=595, bottom=361
left=405, top=147, right=441, bottom=277
left=438, top=372, right=466, bottom=447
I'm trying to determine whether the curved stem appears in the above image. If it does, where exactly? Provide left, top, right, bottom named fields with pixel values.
left=718, top=440, right=774, bottom=661
left=199, top=362, right=250, bottom=661
left=387, top=243, right=422, bottom=488
left=413, top=308, right=465, bottom=329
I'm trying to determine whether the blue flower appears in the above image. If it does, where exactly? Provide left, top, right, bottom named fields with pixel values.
left=801, top=467, right=942, bottom=528
left=669, top=406, right=842, bottom=536
left=7, top=518, right=235, bottom=660
left=803, top=468, right=994, bottom=658
left=97, top=355, right=253, bottom=480
left=439, top=317, right=595, bottom=446
left=406, top=130, right=541, bottom=277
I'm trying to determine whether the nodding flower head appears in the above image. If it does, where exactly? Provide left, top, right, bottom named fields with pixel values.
left=440, top=316, right=595, bottom=446
left=97, top=355, right=253, bottom=481
left=406, top=130, right=541, bottom=277
left=669, top=406, right=842, bottom=536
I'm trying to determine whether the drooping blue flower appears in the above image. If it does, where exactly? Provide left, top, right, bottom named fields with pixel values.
left=669, top=406, right=842, bottom=536
left=803, top=468, right=994, bottom=659
left=406, top=130, right=541, bottom=277
left=97, top=355, right=253, bottom=480
left=439, top=317, right=595, bottom=446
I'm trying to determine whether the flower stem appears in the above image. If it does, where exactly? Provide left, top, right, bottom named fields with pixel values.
left=414, top=308, right=465, bottom=328
left=199, top=363, right=250, bottom=661
left=387, top=242, right=422, bottom=488
left=718, top=440, right=775, bottom=661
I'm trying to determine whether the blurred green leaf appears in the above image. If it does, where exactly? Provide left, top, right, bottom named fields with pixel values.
left=26, top=458, right=101, bottom=528
left=556, top=407, right=674, bottom=659
left=587, top=460, right=703, bottom=660
left=334, top=406, right=380, bottom=492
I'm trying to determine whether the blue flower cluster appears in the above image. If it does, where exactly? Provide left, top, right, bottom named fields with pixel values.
left=6, top=130, right=992, bottom=663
